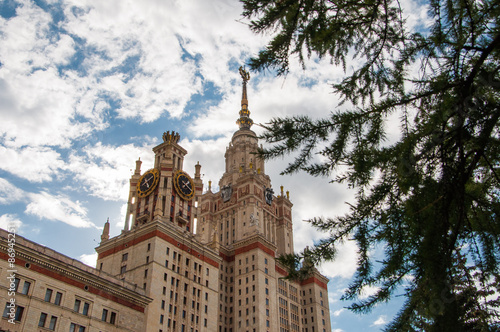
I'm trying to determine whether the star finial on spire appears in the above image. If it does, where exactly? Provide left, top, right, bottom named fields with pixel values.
left=236, top=66, right=253, bottom=130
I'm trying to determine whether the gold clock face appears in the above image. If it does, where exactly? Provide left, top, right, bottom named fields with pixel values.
left=173, top=170, right=194, bottom=201
left=136, top=169, right=159, bottom=197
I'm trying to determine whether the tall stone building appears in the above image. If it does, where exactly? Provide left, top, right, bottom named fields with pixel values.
left=96, top=68, right=331, bottom=332
left=0, top=68, right=331, bottom=332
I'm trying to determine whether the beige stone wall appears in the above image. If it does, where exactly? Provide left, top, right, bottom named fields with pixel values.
left=96, top=221, right=221, bottom=332
left=0, top=230, right=148, bottom=332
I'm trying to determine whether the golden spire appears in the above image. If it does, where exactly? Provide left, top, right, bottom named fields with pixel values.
left=236, top=66, right=253, bottom=130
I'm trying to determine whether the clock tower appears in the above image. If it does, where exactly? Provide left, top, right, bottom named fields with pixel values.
left=123, top=131, right=203, bottom=232
left=96, top=130, right=220, bottom=332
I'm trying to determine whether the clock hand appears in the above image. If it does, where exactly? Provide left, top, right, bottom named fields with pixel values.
left=144, top=176, right=153, bottom=188
left=182, top=180, right=192, bottom=190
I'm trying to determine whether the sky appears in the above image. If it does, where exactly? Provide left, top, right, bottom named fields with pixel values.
left=0, top=0, right=431, bottom=331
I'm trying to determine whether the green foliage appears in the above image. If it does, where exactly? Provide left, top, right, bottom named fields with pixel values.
left=243, top=0, right=500, bottom=330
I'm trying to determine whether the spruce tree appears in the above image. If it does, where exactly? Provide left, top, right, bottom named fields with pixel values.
left=241, top=0, right=500, bottom=330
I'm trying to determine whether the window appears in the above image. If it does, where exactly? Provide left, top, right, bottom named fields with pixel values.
left=3, top=302, right=24, bottom=322
left=122, top=253, right=128, bottom=261
left=38, top=312, right=47, bottom=327
left=20, top=281, right=31, bottom=295
left=74, top=299, right=81, bottom=312
left=11, top=278, right=20, bottom=292
left=102, top=309, right=108, bottom=321
left=48, top=315, right=57, bottom=330
left=82, top=302, right=90, bottom=316
left=110, top=311, right=117, bottom=324
left=70, top=323, right=86, bottom=332
left=54, top=292, right=63, bottom=305
left=45, top=288, right=53, bottom=302
left=12, top=305, right=24, bottom=322
left=120, top=265, right=127, bottom=274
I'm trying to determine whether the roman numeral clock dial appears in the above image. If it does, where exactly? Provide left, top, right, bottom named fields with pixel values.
left=136, top=169, right=160, bottom=197
left=173, top=170, right=194, bottom=200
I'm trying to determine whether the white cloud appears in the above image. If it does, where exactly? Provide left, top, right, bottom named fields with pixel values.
left=359, top=285, right=380, bottom=300
left=26, top=191, right=96, bottom=228
left=0, top=178, right=25, bottom=204
left=0, top=2, right=104, bottom=149
left=333, top=308, right=346, bottom=317
left=372, top=315, right=388, bottom=326
left=189, top=59, right=345, bottom=140
left=0, top=214, right=24, bottom=232
left=182, top=137, right=230, bottom=190
left=0, top=146, right=65, bottom=182
left=56, top=0, right=257, bottom=124
left=68, top=142, right=153, bottom=201
left=117, top=202, right=128, bottom=229
left=319, top=241, right=359, bottom=279
left=79, top=252, right=98, bottom=268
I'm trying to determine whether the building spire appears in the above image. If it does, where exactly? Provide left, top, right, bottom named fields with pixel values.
left=236, top=66, right=253, bottom=130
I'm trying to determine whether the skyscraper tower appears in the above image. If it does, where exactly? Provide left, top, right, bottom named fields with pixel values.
left=95, top=67, right=331, bottom=332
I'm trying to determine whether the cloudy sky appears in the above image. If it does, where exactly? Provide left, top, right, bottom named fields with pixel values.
left=0, top=0, right=431, bottom=330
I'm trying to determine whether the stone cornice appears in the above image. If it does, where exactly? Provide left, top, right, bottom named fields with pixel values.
left=232, top=233, right=277, bottom=251
left=97, top=219, right=221, bottom=268
left=220, top=233, right=277, bottom=260
left=0, top=229, right=151, bottom=310
left=275, top=261, right=329, bottom=290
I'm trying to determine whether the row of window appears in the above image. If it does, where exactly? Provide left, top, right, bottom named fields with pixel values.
left=2, top=301, right=116, bottom=326
left=3, top=277, right=103, bottom=326
left=11, top=277, right=31, bottom=295
left=38, top=312, right=58, bottom=330
left=234, top=318, right=271, bottom=329
left=159, top=317, right=208, bottom=330
left=2, top=304, right=82, bottom=332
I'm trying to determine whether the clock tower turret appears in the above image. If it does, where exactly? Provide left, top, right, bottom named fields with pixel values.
left=122, top=131, right=202, bottom=233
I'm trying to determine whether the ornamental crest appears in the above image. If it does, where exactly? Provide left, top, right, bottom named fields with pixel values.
left=221, top=184, right=233, bottom=202
left=264, top=187, right=274, bottom=205
left=162, top=131, right=180, bottom=144
left=250, top=213, right=259, bottom=226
